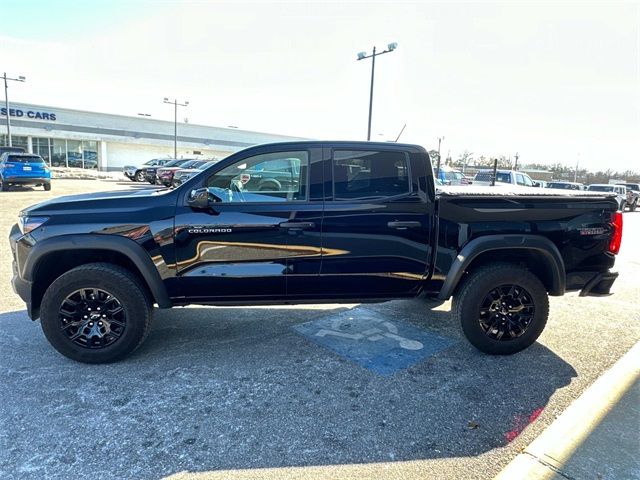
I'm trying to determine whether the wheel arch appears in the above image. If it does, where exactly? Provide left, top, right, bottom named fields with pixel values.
left=437, top=235, right=566, bottom=300
left=257, top=178, right=282, bottom=190
left=25, top=234, right=172, bottom=319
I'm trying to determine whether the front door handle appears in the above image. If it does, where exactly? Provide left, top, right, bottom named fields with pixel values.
left=387, top=221, right=421, bottom=229
left=279, top=221, right=315, bottom=230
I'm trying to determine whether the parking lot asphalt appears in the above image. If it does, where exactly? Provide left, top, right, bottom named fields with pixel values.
left=1, top=179, right=639, bottom=480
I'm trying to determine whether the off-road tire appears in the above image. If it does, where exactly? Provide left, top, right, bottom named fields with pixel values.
left=43, top=182, right=51, bottom=191
left=453, top=263, right=549, bottom=355
left=40, top=263, right=152, bottom=363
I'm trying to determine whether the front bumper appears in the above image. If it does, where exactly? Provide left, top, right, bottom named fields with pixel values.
left=9, top=223, right=36, bottom=318
left=579, top=271, right=619, bottom=297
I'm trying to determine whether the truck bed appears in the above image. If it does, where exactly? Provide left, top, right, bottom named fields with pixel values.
left=438, top=185, right=615, bottom=198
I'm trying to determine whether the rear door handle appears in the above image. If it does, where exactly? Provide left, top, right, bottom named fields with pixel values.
left=387, top=221, right=421, bottom=229
left=279, top=221, right=315, bottom=230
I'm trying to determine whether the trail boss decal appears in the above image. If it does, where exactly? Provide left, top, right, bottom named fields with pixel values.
left=578, top=227, right=607, bottom=236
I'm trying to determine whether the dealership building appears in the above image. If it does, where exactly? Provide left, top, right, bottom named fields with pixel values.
left=0, top=103, right=305, bottom=171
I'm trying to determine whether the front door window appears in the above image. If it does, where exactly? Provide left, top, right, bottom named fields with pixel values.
left=206, top=151, right=308, bottom=203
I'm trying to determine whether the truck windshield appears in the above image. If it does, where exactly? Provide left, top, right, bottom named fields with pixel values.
left=548, top=183, right=576, bottom=189
left=587, top=186, right=614, bottom=192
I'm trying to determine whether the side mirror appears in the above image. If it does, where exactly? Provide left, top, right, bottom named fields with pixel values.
left=187, top=188, right=212, bottom=209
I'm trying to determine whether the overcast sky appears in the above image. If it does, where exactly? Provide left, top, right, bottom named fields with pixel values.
left=1, top=0, right=638, bottom=171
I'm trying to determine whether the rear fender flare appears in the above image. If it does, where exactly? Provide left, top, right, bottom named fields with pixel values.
left=437, top=235, right=566, bottom=300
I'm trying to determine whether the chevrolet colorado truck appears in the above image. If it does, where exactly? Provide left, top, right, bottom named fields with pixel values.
left=10, top=142, right=622, bottom=363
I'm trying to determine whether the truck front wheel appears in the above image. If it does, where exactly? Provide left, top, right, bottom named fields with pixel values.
left=453, top=264, right=549, bottom=355
left=40, top=263, right=152, bottom=363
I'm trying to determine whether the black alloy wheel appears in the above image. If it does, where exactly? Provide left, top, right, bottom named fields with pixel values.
left=40, top=263, right=152, bottom=363
left=478, top=284, right=535, bottom=341
left=59, top=288, right=127, bottom=349
left=453, top=263, right=549, bottom=355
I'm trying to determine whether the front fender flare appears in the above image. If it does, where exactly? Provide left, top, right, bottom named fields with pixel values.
left=24, top=234, right=172, bottom=308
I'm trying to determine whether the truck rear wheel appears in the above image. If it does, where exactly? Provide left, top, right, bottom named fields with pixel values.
left=40, top=263, right=152, bottom=363
left=453, top=264, right=549, bottom=355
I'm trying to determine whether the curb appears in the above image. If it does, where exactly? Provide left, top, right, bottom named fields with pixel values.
left=495, top=341, right=640, bottom=479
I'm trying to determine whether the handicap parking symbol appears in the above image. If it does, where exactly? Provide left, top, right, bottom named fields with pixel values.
left=294, top=308, right=455, bottom=376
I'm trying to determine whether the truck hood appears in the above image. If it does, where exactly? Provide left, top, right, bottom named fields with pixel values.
left=20, top=187, right=174, bottom=216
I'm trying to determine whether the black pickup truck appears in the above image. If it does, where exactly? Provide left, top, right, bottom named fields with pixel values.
left=9, top=142, right=622, bottom=363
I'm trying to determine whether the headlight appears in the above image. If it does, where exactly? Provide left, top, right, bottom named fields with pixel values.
left=18, top=215, right=49, bottom=234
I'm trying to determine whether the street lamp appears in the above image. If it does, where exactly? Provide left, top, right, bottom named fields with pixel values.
left=2, top=73, right=26, bottom=147
left=356, top=42, right=398, bottom=141
left=163, top=97, right=189, bottom=159
left=435, top=136, right=445, bottom=179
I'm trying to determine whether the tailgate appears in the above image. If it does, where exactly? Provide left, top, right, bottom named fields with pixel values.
left=4, top=155, right=48, bottom=176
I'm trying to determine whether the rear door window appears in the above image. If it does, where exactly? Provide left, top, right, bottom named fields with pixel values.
left=333, top=150, right=410, bottom=200
left=495, top=172, right=512, bottom=184
left=6, top=155, right=45, bottom=164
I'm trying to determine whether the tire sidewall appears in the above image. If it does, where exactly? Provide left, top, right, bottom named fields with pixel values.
left=40, top=268, right=149, bottom=363
left=458, top=267, right=549, bottom=355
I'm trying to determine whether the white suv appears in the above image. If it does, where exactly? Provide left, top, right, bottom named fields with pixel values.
left=587, top=184, right=629, bottom=211
left=473, top=169, right=535, bottom=187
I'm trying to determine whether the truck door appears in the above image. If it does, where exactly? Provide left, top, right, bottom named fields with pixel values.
left=172, top=146, right=323, bottom=301
left=319, top=146, right=434, bottom=298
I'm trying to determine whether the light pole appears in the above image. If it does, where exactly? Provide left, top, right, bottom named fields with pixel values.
left=435, top=136, right=445, bottom=179
left=514, top=152, right=519, bottom=171
left=2, top=73, right=26, bottom=147
left=357, top=42, right=398, bottom=141
left=163, top=98, right=189, bottom=159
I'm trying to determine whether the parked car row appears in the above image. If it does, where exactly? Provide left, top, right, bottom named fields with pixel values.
left=123, top=158, right=219, bottom=186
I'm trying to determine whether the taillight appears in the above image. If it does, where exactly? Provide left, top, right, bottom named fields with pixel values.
left=609, top=211, right=623, bottom=254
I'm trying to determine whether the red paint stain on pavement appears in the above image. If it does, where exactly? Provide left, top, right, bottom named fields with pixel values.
left=505, top=407, right=544, bottom=442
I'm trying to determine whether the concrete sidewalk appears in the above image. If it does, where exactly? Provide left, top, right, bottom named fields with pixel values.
left=496, top=342, right=640, bottom=480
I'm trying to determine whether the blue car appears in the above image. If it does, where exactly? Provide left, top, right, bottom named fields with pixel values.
left=0, top=152, right=51, bottom=191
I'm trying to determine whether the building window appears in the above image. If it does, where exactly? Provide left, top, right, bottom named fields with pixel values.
left=33, top=137, right=51, bottom=165
left=0, top=135, right=28, bottom=150
left=67, top=140, right=83, bottom=168
left=52, top=139, right=67, bottom=167
left=82, top=140, right=98, bottom=169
